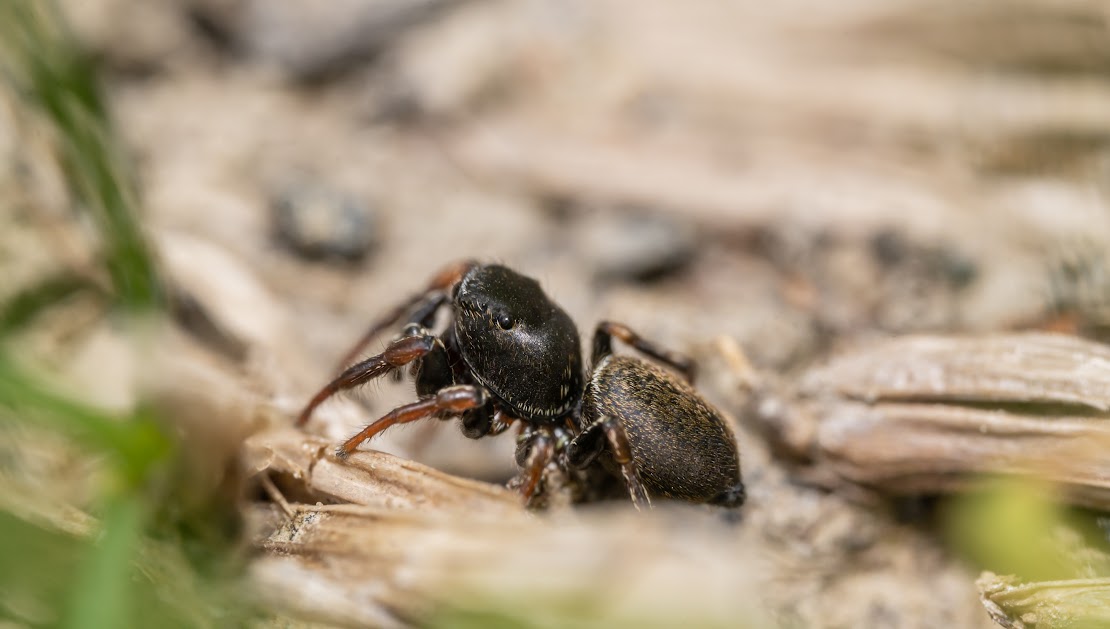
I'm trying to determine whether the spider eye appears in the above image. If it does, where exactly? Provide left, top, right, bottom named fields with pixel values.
left=496, top=313, right=514, bottom=330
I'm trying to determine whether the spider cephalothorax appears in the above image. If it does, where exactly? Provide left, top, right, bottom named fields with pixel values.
left=297, top=260, right=584, bottom=499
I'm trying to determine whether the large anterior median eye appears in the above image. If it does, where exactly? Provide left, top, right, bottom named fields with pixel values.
left=496, top=313, right=514, bottom=330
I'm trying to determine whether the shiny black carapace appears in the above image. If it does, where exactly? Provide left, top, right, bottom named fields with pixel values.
left=296, top=261, right=584, bottom=499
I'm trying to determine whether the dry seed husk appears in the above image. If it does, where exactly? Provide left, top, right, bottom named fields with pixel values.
left=977, top=572, right=1110, bottom=629
left=759, top=332, right=1110, bottom=508
left=243, top=428, right=521, bottom=513
left=801, top=333, right=1110, bottom=411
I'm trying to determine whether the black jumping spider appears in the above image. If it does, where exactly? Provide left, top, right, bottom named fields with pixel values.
left=296, top=261, right=743, bottom=509
left=297, top=260, right=584, bottom=498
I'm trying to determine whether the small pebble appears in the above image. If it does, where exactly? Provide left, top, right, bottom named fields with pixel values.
left=241, top=0, right=457, bottom=81
left=271, top=183, right=379, bottom=263
left=581, top=209, right=698, bottom=283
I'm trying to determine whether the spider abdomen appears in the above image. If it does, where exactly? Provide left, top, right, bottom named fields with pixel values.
left=584, top=355, right=743, bottom=505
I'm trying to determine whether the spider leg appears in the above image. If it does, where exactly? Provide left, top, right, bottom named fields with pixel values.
left=593, top=321, right=696, bottom=383
left=297, top=333, right=438, bottom=427
left=335, top=259, right=476, bottom=370
left=570, top=415, right=652, bottom=510
left=487, top=409, right=517, bottom=436
left=514, top=425, right=555, bottom=502
left=335, top=384, right=489, bottom=458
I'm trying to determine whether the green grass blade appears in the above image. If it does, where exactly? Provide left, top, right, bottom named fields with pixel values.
left=0, top=0, right=163, bottom=312
left=61, top=495, right=144, bottom=629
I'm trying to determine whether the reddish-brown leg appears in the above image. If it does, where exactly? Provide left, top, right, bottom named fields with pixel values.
left=335, top=259, right=477, bottom=370
left=598, top=416, right=652, bottom=510
left=487, top=409, right=517, bottom=436
left=593, top=321, right=696, bottom=383
left=335, top=385, right=488, bottom=459
left=297, top=334, right=438, bottom=427
left=517, top=428, right=555, bottom=501
left=408, top=407, right=516, bottom=459
left=570, top=415, right=651, bottom=510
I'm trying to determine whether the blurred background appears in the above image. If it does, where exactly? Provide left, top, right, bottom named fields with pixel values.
left=4, top=0, right=1110, bottom=627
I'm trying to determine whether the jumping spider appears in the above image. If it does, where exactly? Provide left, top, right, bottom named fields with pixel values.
left=296, top=261, right=744, bottom=509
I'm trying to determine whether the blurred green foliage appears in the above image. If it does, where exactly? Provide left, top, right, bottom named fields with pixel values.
left=0, top=275, right=101, bottom=338
left=0, top=1, right=162, bottom=313
left=944, top=476, right=1109, bottom=582
left=0, top=357, right=171, bottom=488
left=425, top=605, right=760, bottom=629
left=0, top=2, right=249, bottom=627
left=425, top=592, right=764, bottom=629
left=61, top=497, right=145, bottom=629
